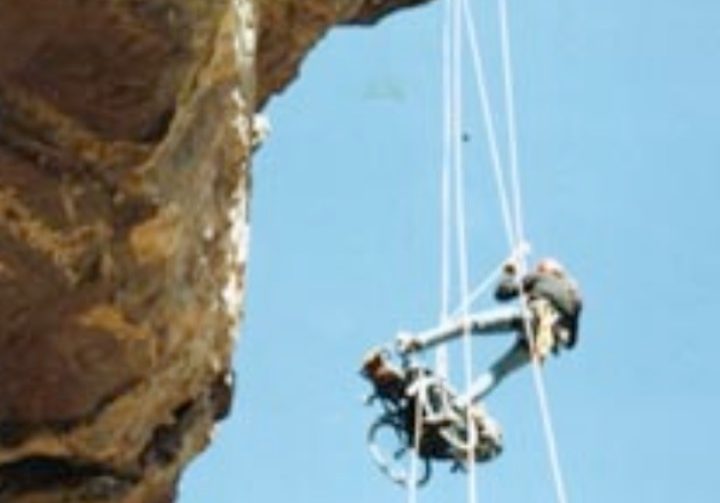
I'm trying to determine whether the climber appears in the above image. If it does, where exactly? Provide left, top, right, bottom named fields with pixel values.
left=361, top=348, right=502, bottom=462
left=496, top=257, right=582, bottom=352
left=361, top=347, right=407, bottom=405
left=397, top=257, right=582, bottom=403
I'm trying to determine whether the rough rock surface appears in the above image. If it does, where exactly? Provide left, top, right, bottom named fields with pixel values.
left=0, top=0, right=431, bottom=501
left=257, top=0, right=431, bottom=107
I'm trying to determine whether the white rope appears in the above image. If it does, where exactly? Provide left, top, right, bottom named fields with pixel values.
left=496, top=2, right=569, bottom=502
left=498, top=0, right=526, bottom=245
left=460, top=0, right=516, bottom=250
left=450, top=0, right=478, bottom=500
left=527, top=347, right=569, bottom=503
left=407, top=391, right=423, bottom=503
left=412, top=3, right=452, bottom=502
left=407, top=443, right=419, bottom=502
left=436, top=0, right=453, bottom=381
left=430, top=0, right=569, bottom=502
left=451, top=241, right=530, bottom=319
left=449, top=260, right=505, bottom=320
left=512, top=256, right=569, bottom=503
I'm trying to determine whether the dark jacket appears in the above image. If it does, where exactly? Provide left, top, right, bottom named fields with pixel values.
left=495, top=271, right=582, bottom=348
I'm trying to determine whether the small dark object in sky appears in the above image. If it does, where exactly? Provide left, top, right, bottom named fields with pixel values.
left=462, top=132, right=471, bottom=143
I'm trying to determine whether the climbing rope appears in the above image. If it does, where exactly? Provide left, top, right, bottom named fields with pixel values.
left=407, top=382, right=423, bottom=503
left=412, top=1, right=454, bottom=501
left=456, top=0, right=571, bottom=502
left=405, top=1, right=571, bottom=502
left=449, top=0, right=480, bottom=500
left=460, top=0, right=516, bottom=250
left=495, top=2, right=570, bottom=502
left=436, top=0, right=453, bottom=382
left=498, top=0, right=526, bottom=247
left=406, top=0, right=456, bottom=501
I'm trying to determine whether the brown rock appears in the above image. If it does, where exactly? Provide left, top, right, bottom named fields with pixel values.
left=0, top=0, right=434, bottom=500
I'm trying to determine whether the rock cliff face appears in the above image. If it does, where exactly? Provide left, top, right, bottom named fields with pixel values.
left=0, top=0, right=430, bottom=501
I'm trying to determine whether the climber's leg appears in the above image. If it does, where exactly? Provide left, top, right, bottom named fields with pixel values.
left=458, top=340, right=531, bottom=404
left=397, top=305, right=523, bottom=355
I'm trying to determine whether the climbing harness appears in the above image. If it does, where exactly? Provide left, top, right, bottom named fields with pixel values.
left=361, top=349, right=502, bottom=488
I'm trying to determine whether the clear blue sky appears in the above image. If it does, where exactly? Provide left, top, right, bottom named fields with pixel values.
left=181, top=1, right=720, bottom=501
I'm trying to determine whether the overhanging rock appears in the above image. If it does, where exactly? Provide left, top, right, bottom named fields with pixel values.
left=0, top=0, right=432, bottom=500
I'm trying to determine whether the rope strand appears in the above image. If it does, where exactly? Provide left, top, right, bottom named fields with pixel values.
left=429, top=1, right=570, bottom=503
left=498, top=0, right=525, bottom=247
left=461, top=0, right=516, bottom=249
left=407, top=391, right=423, bottom=503
left=450, top=259, right=505, bottom=319
left=450, top=0, right=479, bottom=501
left=496, top=2, right=569, bottom=501
left=437, top=0, right=453, bottom=380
